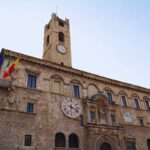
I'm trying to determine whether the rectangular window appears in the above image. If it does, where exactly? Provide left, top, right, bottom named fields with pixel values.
left=89, top=111, right=95, bottom=122
left=139, top=118, right=144, bottom=126
left=27, top=74, right=37, bottom=89
left=27, top=103, right=34, bottom=113
left=126, top=141, right=136, bottom=150
left=121, top=95, right=127, bottom=107
left=107, top=92, right=113, bottom=103
left=145, top=100, right=150, bottom=110
left=111, top=114, right=116, bottom=125
left=73, top=85, right=80, bottom=98
left=24, top=135, right=32, bottom=146
left=134, top=98, right=140, bottom=109
left=80, top=115, right=84, bottom=126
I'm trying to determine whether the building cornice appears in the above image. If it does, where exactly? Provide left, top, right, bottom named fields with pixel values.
left=2, top=48, right=150, bottom=94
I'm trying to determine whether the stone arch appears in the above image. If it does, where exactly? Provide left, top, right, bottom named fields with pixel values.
left=90, top=93, right=108, bottom=104
left=131, top=93, right=139, bottom=99
left=50, top=74, right=64, bottom=82
left=143, top=96, right=150, bottom=100
left=131, top=93, right=141, bottom=108
left=50, top=74, right=64, bottom=94
left=103, top=87, right=115, bottom=103
left=70, top=79, right=83, bottom=87
left=94, top=135, right=119, bottom=150
left=103, top=87, right=114, bottom=94
left=87, top=84, right=100, bottom=99
left=118, top=90, right=128, bottom=97
left=55, top=132, right=66, bottom=147
left=118, top=90, right=129, bottom=106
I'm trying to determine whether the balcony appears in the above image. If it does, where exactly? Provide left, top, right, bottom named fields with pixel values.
left=0, top=79, right=12, bottom=89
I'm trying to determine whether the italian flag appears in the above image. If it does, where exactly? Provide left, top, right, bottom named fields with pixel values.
left=3, top=57, right=19, bottom=78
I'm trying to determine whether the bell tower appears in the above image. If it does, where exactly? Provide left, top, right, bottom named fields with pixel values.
left=43, top=13, right=72, bottom=67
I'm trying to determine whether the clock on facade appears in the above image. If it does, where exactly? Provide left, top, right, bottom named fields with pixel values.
left=61, top=98, right=82, bottom=118
left=57, top=45, right=67, bottom=54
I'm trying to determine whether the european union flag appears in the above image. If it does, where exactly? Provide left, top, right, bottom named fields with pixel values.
left=0, top=52, right=4, bottom=65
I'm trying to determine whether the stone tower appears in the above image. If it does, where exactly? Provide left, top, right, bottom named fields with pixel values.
left=43, top=13, right=72, bottom=67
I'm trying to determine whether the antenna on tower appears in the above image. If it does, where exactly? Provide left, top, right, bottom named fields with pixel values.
left=56, top=0, right=60, bottom=16
left=56, top=4, right=58, bottom=15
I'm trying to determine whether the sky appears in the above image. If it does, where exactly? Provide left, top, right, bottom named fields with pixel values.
left=0, top=0, right=150, bottom=88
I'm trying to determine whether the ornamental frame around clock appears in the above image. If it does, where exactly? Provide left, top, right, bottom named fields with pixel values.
left=61, top=98, right=82, bottom=119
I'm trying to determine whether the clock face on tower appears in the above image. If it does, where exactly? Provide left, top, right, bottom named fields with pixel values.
left=61, top=98, right=82, bottom=118
left=57, top=45, right=67, bottom=54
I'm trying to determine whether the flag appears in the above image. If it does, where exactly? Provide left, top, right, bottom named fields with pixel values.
left=3, top=57, right=19, bottom=78
left=5, top=58, right=11, bottom=68
left=0, top=58, right=11, bottom=78
left=0, top=52, right=4, bottom=76
left=0, top=52, right=4, bottom=65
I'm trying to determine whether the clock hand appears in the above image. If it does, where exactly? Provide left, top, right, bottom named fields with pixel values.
left=69, top=105, right=79, bottom=113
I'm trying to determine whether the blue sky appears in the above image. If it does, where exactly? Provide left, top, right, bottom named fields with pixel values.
left=0, top=0, right=150, bottom=88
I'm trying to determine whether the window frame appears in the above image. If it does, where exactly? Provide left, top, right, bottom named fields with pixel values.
left=80, top=115, right=84, bottom=126
left=125, top=138, right=137, bottom=150
left=110, top=114, right=116, bottom=125
left=121, top=95, right=127, bottom=107
left=106, top=91, right=114, bottom=103
left=144, top=99, right=150, bottom=110
left=72, top=84, right=80, bottom=98
left=134, top=98, right=140, bottom=109
left=55, top=132, right=66, bottom=148
left=69, top=133, right=79, bottom=148
left=89, top=110, right=96, bottom=122
left=26, top=102, right=34, bottom=113
left=138, top=118, right=144, bottom=127
left=24, top=134, right=32, bottom=146
left=58, top=32, right=65, bottom=42
left=27, top=73, right=37, bottom=89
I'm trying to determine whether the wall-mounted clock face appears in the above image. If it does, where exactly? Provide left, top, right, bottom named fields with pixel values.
left=61, top=98, right=82, bottom=118
left=57, top=45, right=67, bottom=54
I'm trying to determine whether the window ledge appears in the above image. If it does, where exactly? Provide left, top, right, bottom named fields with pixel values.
left=0, top=108, right=36, bottom=115
left=25, top=68, right=41, bottom=74
left=53, top=148, right=66, bottom=150
left=67, top=148, right=80, bottom=150
left=53, top=148, right=80, bottom=150
left=21, top=111, right=36, bottom=115
left=17, top=146, right=36, bottom=150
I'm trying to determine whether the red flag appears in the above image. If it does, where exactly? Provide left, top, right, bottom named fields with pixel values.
left=3, top=58, right=19, bottom=78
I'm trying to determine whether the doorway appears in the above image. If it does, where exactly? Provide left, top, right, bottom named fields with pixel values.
left=100, top=143, right=112, bottom=150
left=147, top=139, right=150, bottom=150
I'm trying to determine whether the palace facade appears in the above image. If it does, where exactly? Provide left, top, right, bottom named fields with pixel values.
left=0, top=13, right=150, bottom=150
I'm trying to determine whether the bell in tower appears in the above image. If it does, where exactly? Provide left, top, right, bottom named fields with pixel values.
left=43, top=13, right=72, bottom=67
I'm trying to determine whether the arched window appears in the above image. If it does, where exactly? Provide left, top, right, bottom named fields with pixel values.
left=120, top=95, right=127, bottom=107
left=55, top=132, right=66, bottom=147
left=69, top=133, right=79, bottom=148
left=59, top=32, right=65, bottom=42
left=100, top=143, right=112, bottom=150
left=106, top=91, right=114, bottom=103
left=147, top=139, right=150, bottom=150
